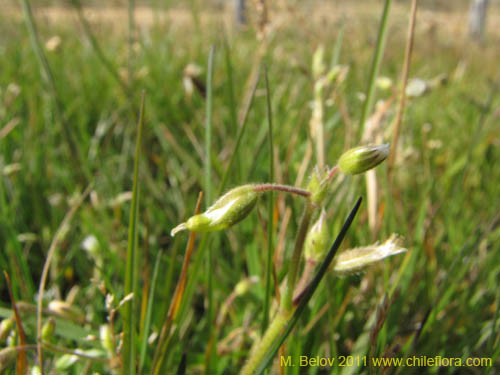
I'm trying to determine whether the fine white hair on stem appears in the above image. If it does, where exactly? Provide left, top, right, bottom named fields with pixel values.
left=333, top=234, right=407, bottom=276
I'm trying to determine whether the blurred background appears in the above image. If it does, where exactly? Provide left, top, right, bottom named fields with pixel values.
left=0, top=0, right=499, bottom=374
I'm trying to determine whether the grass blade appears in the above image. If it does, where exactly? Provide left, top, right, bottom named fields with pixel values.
left=122, top=91, right=146, bottom=375
left=138, top=249, right=163, bottom=373
left=4, top=271, right=27, bottom=375
left=217, top=66, right=260, bottom=195
left=151, top=193, right=203, bottom=374
left=204, top=45, right=216, bottom=374
left=71, top=0, right=129, bottom=96
left=128, top=0, right=135, bottom=86
left=205, top=45, right=215, bottom=207
left=388, top=0, right=418, bottom=178
left=254, top=197, right=363, bottom=375
left=262, top=64, right=274, bottom=333
left=19, top=0, right=84, bottom=175
left=36, top=184, right=92, bottom=375
left=358, top=0, right=392, bottom=136
left=331, top=21, right=345, bottom=68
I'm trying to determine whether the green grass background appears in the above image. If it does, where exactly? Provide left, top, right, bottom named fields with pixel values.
left=0, top=0, right=499, bottom=374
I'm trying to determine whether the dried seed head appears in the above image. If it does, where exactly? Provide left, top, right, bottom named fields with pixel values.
left=338, top=144, right=389, bottom=175
left=304, top=209, right=330, bottom=263
left=333, top=234, right=407, bottom=275
left=171, top=185, right=260, bottom=236
left=47, top=300, right=85, bottom=323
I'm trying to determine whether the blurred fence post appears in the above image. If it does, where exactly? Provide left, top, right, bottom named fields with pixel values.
left=468, top=0, right=489, bottom=41
left=234, top=0, right=246, bottom=25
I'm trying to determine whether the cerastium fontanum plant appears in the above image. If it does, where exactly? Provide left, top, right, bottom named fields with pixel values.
left=171, top=143, right=407, bottom=374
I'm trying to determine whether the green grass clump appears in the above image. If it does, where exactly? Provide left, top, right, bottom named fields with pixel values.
left=1, top=1, right=500, bottom=374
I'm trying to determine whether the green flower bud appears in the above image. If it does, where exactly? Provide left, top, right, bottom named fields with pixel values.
left=338, top=144, right=389, bottom=175
left=100, top=324, right=114, bottom=354
left=306, top=167, right=330, bottom=206
left=304, top=209, right=329, bottom=262
left=234, top=276, right=259, bottom=296
left=171, top=185, right=260, bottom=236
left=41, top=318, right=56, bottom=342
left=312, top=45, right=326, bottom=79
left=333, top=234, right=407, bottom=275
left=0, top=318, right=14, bottom=343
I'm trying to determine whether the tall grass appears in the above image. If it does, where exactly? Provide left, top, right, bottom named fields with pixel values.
left=1, top=1, right=499, bottom=374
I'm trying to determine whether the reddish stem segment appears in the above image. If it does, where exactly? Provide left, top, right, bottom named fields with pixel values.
left=327, top=165, right=339, bottom=181
left=254, top=184, right=311, bottom=197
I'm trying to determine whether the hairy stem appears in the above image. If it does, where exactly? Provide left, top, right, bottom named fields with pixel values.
left=254, top=184, right=311, bottom=198
left=281, top=200, right=315, bottom=312
left=240, top=309, right=292, bottom=375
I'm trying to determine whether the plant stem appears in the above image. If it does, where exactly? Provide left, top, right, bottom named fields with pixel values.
left=128, top=0, right=135, bottom=86
left=388, top=0, right=418, bottom=180
left=281, top=200, right=315, bottom=312
left=254, top=184, right=311, bottom=198
left=262, top=64, right=274, bottom=333
left=151, top=194, right=203, bottom=375
left=20, top=0, right=85, bottom=176
left=37, top=185, right=92, bottom=374
left=359, top=0, right=393, bottom=136
left=122, top=91, right=146, bottom=375
left=241, top=309, right=292, bottom=375
left=293, top=260, right=316, bottom=303
left=205, top=45, right=216, bottom=374
left=242, top=198, right=363, bottom=375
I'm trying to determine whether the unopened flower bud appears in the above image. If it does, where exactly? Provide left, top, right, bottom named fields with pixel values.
left=234, top=276, right=259, bottom=296
left=304, top=209, right=329, bottom=262
left=0, top=318, right=14, bottom=342
left=333, top=234, right=407, bottom=275
left=100, top=324, right=114, bottom=354
left=41, top=318, right=56, bottom=342
left=312, top=45, right=326, bottom=79
left=306, top=167, right=331, bottom=206
left=338, top=144, right=389, bottom=175
left=171, top=185, right=260, bottom=236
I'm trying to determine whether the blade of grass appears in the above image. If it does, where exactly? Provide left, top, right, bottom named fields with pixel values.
left=36, top=184, right=92, bottom=375
left=163, top=63, right=260, bottom=372
left=4, top=271, right=27, bottom=375
left=359, top=0, right=393, bottom=136
left=205, top=45, right=215, bottom=206
left=218, top=66, right=260, bottom=195
left=138, top=249, right=163, bottom=373
left=330, top=21, right=345, bottom=68
left=455, top=79, right=499, bottom=193
left=157, top=52, right=260, bottom=374
left=251, top=197, right=362, bottom=375
left=151, top=193, right=203, bottom=375
left=19, top=0, right=85, bottom=176
left=71, top=0, right=129, bottom=96
left=262, top=64, right=274, bottom=333
left=204, top=45, right=216, bottom=374
left=128, top=0, right=135, bottom=87
left=122, top=90, right=146, bottom=375
left=223, top=33, right=238, bottom=149
left=388, top=0, right=418, bottom=179
left=0, top=215, right=34, bottom=300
